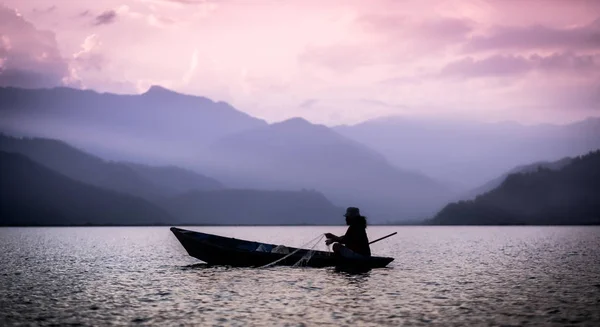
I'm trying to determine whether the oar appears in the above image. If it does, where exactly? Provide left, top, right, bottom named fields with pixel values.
left=369, top=232, right=397, bottom=245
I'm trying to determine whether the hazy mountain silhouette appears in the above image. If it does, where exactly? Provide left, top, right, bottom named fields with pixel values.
left=0, top=135, right=223, bottom=200
left=10, top=85, right=598, bottom=222
left=464, top=157, right=574, bottom=200
left=335, top=117, right=600, bottom=190
left=124, top=162, right=223, bottom=195
left=0, top=135, right=344, bottom=225
left=429, top=150, right=600, bottom=225
left=206, top=117, right=452, bottom=221
left=0, top=86, right=267, bottom=164
left=0, top=151, right=174, bottom=226
left=165, top=189, right=342, bottom=225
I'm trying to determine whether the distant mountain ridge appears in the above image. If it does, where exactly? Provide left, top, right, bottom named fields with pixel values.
left=0, top=134, right=344, bottom=226
left=0, top=86, right=456, bottom=221
left=429, top=150, right=600, bottom=225
left=0, top=151, right=174, bottom=226
left=464, top=157, right=574, bottom=200
left=166, top=189, right=342, bottom=225
left=335, top=116, right=600, bottom=189
left=124, top=162, right=224, bottom=196
left=8, top=86, right=598, bottom=222
left=206, top=117, right=452, bottom=221
left=0, top=86, right=267, bottom=164
left=0, top=135, right=223, bottom=201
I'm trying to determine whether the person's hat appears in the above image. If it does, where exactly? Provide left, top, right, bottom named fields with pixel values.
left=344, top=207, right=361, bottom=218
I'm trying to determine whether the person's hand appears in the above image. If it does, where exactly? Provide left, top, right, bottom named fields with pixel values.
left=325, top=239, right=334, bottom=245
left=325, top=233, right=335, bottom=239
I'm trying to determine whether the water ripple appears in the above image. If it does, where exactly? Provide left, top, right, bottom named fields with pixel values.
left=1, top=226, right=599, bottom=326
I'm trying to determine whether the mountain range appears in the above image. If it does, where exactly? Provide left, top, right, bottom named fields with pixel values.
left=462, top=157, right=574, bottom=200
left=0, top=135, right=342, bottom=226
left=430, top=150, right=600, bottom=225
left=0, top=135, right=222, bottom=201
left=0, top=86, right=455, bottom=221
left=0, top=85, right=266, bottom=164
left=335, top=116, right=600, bottom=189
left=204, top=117, right=451, bottom=220
left=165, top=189, right=341, bottom=225
left=0, top=151, right=173, bottom=226
left=1, top=85, right=599, bottom=224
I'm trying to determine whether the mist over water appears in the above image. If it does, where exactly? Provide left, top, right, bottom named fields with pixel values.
left=2, top=226, right=599, bottom=326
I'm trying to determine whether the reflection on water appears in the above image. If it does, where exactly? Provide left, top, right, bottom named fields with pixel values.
left=181, top=263, right=212, bottom=270
left=1, top=226, right=599, bottom=326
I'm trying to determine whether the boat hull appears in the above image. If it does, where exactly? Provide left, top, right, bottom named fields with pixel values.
left=170, top=227, right=394, bottom=269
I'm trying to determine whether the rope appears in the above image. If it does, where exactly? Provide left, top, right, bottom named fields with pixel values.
left=258, top=234, right=325, bottom=268
left=292, top=234, right=326, bottom=267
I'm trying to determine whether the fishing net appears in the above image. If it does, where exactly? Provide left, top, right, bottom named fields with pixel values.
left=259, top=233, right=329, bottom=268
left=292, top=234, right=326, bottom=268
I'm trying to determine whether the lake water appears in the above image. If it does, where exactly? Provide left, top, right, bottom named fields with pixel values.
left=1, top=226, right=599, bottom=326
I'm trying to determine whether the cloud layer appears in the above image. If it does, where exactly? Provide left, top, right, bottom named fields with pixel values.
left=464, top=18, right=600, bottom=52
left=1, top=0, right=599, bottom=124
left=0, top=5, right=71, bottom=88
left=94, top=10, right=117, bottom=26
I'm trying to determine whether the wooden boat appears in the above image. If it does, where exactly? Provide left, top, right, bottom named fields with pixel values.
left=170, top=227, right=394, bottom=268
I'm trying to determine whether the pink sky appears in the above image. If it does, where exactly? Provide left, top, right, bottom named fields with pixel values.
left=1, top=0, right=599, bottom=125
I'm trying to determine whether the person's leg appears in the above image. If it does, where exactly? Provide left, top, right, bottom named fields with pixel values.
left=332, top=243, right=364, bottom=259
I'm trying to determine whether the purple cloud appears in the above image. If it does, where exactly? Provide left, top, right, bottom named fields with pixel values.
left=441, top=53, right=600, bottom=78
left=359, top=15, right=473, bottom=45
left=464, top=18, right=600, bottom=52
left=163, top=0, right=217, bottom=4
left=441, top=55, right=532, bottom=78
left=0, top=5, right=72, bottom=88
left=299, top=99, right=319, bottom=108
left=417, top=18, right=473, bottom=41
left=301, top=15, right=475, bottom=73
left=94, top=10, right=117, bottom=26
left=533, top=52, right=599, bottom=73
left=33, top=5, right=57, bottom=13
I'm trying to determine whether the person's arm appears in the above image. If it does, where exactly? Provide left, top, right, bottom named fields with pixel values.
left=324, top=233, right=343, bottom=242
left=325, top=229, right=348, bottom=243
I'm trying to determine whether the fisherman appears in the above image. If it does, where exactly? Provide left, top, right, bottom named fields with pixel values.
left=325, top=207, right=371, bottom=258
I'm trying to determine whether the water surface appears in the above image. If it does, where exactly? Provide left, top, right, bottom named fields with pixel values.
left=1, top=226, right=599, bottom=326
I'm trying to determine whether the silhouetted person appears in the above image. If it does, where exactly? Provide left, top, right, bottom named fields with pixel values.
left=325, top=207, right=371, bottom=258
